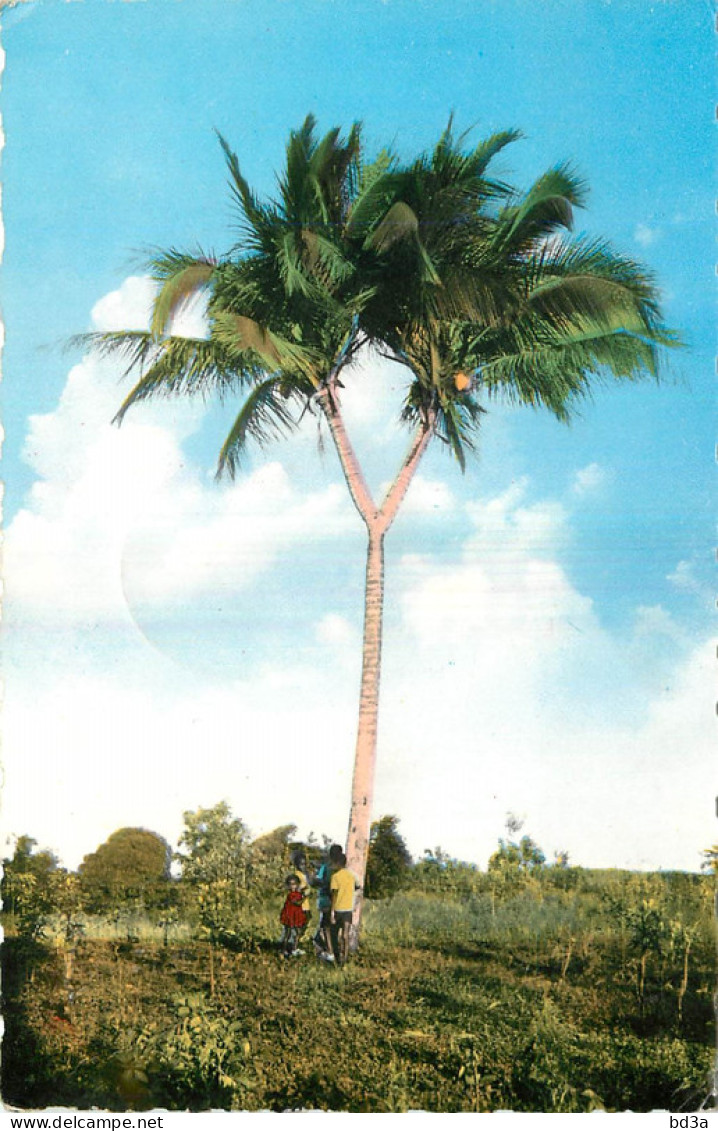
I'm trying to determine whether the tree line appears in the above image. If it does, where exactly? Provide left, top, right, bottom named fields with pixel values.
left=2, top=804, right=576, bottom=938
left=6, top=802, right=712, bottom=953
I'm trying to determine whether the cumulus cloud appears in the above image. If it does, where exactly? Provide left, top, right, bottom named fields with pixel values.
left=373, top=515, right=715, bottom=871
left=6, top=277, right=357, bottom=627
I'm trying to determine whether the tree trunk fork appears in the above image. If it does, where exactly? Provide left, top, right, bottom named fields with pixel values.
left=319, top=383, right=435, bottom=933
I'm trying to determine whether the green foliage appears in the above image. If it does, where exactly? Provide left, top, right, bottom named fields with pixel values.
left=47, top=872, right=87, bottom=944
left=410, top=847, right=484, bottom=898
left=176, top=802, right=251, bottom=887
left=2, top=873, right=49, bottom=939
left=2, top=835, right=59, bottom=927
left=175, top=803, right=254, bottom=951
left=78, top=828, right=171, bottom=912
left=249, top=824, right=297, bottom=894
left=365, top=815, right=412, bottom=899
left=488, top=835, right=546, bottom=875
left=131, top=993, right=254, bottom=1110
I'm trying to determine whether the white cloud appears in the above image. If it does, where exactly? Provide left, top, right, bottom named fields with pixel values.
left=634, top=223, right=661, bottom=248
left=337, top=346, right=407, bottom=434
left=316, top=613, right=358, bottom=651
left=121, top=468, right=350, bottom=608
left=1, top=655, right=357, bottom=870
left=667, top=559, right=714, bottom=605
left=8, top=356, right=201, bottom=625
left=91, top=275, right=156, bottom=331
left=373, top=540, right=715, bottom=872
left=632, top=604, right=691, bottom=646
left=571, top=461, right=609, bottom=497
left=7, top=277, right=355, bottom=626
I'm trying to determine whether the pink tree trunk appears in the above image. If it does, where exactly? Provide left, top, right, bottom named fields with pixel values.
left=345, top=526, right=384, bottom=911
left=319, top=386, right=435, bottom=934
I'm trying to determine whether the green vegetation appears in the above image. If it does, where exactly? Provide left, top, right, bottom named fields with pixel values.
left=78, top=828, right=172, bottom=912
left=2, top=813, right=714, bottom=1112
left=365, top=815, right=413, bottom=899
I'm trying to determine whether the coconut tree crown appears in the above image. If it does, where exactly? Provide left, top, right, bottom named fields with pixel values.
left=77, top=115, right=678, bottom=478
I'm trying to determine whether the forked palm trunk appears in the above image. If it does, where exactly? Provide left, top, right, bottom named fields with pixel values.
left=319, top=384, right=434, bottom=940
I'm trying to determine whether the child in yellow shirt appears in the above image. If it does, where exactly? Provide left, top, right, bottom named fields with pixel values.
left=329, top=852, right=358, bottom=966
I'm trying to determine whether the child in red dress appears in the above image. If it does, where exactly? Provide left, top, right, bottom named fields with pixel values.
left=279, top=874, right=307, bottom=957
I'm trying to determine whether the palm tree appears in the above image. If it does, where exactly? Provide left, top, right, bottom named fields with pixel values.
left=78, top=117, right=678, bottom=934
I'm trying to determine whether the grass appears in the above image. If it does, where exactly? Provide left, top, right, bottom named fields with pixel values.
left=2, top=877, right=715, bottom=1112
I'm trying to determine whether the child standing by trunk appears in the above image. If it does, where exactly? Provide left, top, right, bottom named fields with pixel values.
left=279, top=874, right=307, bottom=957
left=329, top=852, right=358, bottom=967
left=290, top=850, right=312, bottom=946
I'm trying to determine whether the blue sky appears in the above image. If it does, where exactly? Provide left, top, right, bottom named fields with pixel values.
left=1, top=0, right=715, bottom=872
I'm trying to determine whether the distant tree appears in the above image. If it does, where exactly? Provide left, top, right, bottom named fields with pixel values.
left=411, top=846, right=481, bottom=897
left=176, top=803, right=253, bottom=993
left=365, top=816, right=413, bottom=899
left=249, top=824, right=298, bottom=892
left=489, top=817, right=546, bottom=877
left=2, top=834, right=59, bottom=923
left=505, top=813, right=525, bottom=839
left=545, top=849, right=579, bottom=891
left=2, top=873, right=48, bottom=938
left=252, top=825, right=297, bottom=854
left=489, top=834, right=546, bottom=874
left=176, top=802, right=251, bottom=888
left=78, top=827, right=171, bottom=911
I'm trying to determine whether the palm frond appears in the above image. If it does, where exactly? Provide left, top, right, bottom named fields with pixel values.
left=216, top=130, right=265, bottom=229
left=345, top=167, right=407, bottom=238
left=217, top=377, right=303, bottom=478
left=210, top=311, right=282, bottom=364
left=300, top=229, right=354, bottom=290
left=276, top=230, right=320, bottom=298
left=365, top=200, right=420, bottom=253
left=478, top=318, right=666, bottom=418
left=529, top=236, right=671, bottom=328
left=468, top=129, right=523, bottom=179
left=150, top=259, right=215, bottom=340
left=112, top=335, right=255, bottom=423
left=75, top=114, right=679, bottom=482
left=497, top=163, right=588, bottom=249
left=69, top=330, right=157, bottom=376
left=437, top=398, right=474, bottom=470
left=211, top=311, right=324, bottom=383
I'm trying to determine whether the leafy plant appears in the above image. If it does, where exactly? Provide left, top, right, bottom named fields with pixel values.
left=145, top=993, right=254, bottom=1110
